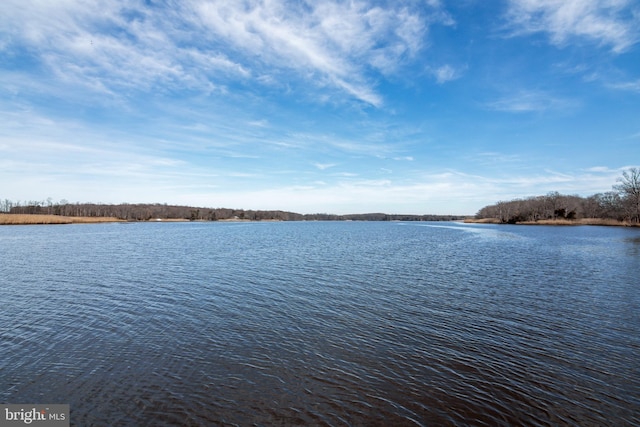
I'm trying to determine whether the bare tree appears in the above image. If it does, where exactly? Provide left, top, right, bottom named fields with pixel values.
left=614, top=168, right=640, bottom=223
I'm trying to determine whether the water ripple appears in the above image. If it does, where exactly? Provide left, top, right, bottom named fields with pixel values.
left=1, top=222, right=639, bottom=425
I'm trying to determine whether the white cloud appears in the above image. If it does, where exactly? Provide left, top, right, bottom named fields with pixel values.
left=429, top=64, right=463, bottom=84
left=248, top=119, right=269, bottom=127
left=332, top=172, right=358, bottom=177
left=0, top=1, right=453, bottom=107
left=192, top=0, right=431, bottom=106
left=0, top=0, right=241, bottom=97
left=504, top=0, right=640, bottom=53
left=584, top=166, right=613, bottom=173
left=313, top=162, right=337, bottom=170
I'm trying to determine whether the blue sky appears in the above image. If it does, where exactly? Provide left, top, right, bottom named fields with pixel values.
left=1, top=0, right=639, bottom=215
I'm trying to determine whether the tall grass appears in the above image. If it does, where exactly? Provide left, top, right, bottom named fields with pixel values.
left=463, top=218, right=501, bottom=224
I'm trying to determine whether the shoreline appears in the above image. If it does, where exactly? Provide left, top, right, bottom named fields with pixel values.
left=0, top=214, right=286, bottom=225
left=0, top=214, right=125, bottom=225
left=2, top=213, right=637, bottom=227
left=464, top=218, right=638, bottom=227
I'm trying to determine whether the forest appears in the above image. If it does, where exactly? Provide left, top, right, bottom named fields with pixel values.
left=1, top=199, right=462, bottom=222
left=474, top=168, right=640, bottom=224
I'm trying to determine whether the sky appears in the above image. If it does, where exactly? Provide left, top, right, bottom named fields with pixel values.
left=1, top=0, right=639, bottom=215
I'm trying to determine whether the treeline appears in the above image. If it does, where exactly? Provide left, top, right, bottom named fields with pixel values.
left=1, top=199, right=463, bottom=222
left=476, top=168, right=640, bottom=224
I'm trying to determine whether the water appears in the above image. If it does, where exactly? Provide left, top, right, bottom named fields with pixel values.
left=1, top=221, right=639, bottom=426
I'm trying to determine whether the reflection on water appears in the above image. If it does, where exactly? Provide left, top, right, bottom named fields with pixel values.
left=1, top=222, right=639, bottom=426
left=625, top=235, right=640, bottom=256
left=627, top=235, right=640, bottom=243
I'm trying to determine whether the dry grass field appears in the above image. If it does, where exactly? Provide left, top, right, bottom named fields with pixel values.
left=463, top=218, right=502, bottom=224
left=0, top=214, right=123, bottom=225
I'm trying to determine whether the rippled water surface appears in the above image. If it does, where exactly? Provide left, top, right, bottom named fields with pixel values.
left=1, top=221, right=639, bottom=426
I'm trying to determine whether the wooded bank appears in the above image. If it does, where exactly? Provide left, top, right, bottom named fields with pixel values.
left=1, top=202, right=464, bottom=223
left=474, top=168, right=640, bottom=225
left=465, top=217, right=636, bottom=226
left=0, top=214, right=125, bottom=225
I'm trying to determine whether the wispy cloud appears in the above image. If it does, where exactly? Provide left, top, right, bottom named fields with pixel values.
left=248, top=119, right=269, bottom=127
left=0, top=1, right=452, bottom=107
left=313, top=162, right=337, bottom=170
left=289, top=132, right=397, bottom=157
left=607, top=78, right=640, bottom=92
left=485, top=90, right=578, bottom=113
left=473, top=152, right=522, bottom=165
left=191, top=0, right=437, bottom=106
left=429, top=64, right=464, bottom=84
left=584, top=166, right=611, bottom=173
left=504, top=0, right=640, bottom=53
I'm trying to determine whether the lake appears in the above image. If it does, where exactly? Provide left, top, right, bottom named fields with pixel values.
left=1, top=221, right=639, bottom=426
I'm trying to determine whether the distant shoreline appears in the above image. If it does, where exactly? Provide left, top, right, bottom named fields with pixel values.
left=0, top=214, right=125, bottom=225
left=0, top=214, right=267, bottom=225
left=0, top=213, right=462, bottom=225
left=4, top=214, right=637, bottom=227
left=464, top=218, right=638, bottom=227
